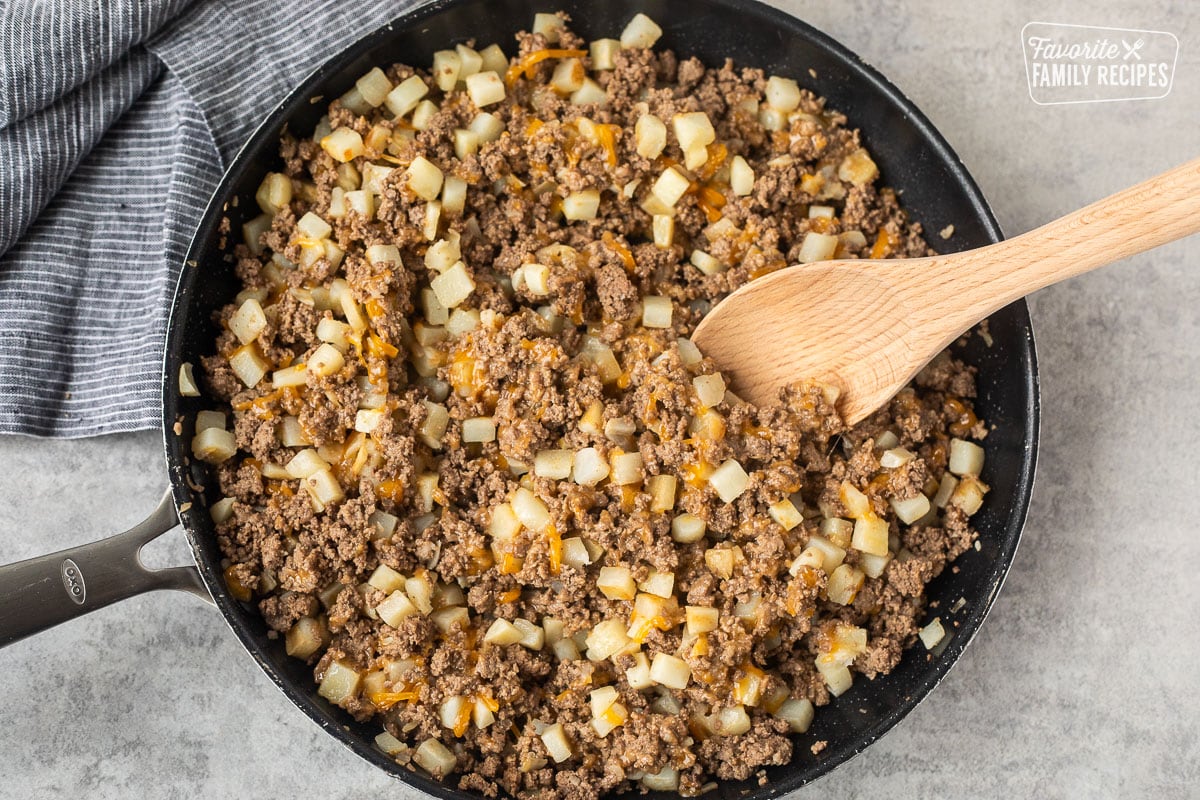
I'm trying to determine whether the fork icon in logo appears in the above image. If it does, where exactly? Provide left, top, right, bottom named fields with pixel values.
left=1122, top=38, right=1145, bottom=60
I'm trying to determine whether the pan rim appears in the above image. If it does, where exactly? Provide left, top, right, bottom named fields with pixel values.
left=161, top=0, right=1040, bottom=796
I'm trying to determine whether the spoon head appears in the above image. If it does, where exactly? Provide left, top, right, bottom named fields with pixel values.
left=691, top=260, right=933, bottom=424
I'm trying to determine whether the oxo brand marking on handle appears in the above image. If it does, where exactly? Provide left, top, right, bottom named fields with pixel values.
left=61, top=559, right=86, bottom=605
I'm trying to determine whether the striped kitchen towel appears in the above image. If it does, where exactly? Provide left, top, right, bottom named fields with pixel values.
left=0, top=0, right=420, bottom=437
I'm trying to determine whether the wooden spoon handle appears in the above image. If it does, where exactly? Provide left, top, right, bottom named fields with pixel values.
left=913, top=157, right=1200, bottom=333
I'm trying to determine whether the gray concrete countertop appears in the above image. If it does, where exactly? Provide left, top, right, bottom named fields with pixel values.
left=1, top=1, right=1196, bottom=798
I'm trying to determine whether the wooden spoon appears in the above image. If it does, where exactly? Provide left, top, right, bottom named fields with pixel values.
left=692, top=157, right=1200, bottom=424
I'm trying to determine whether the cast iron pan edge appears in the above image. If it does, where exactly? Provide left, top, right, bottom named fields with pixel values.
left=162, top=0, right=1040, bottom=796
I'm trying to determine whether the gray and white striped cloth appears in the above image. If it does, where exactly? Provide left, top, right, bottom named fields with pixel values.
left=0, top=0, right=419, bottom=437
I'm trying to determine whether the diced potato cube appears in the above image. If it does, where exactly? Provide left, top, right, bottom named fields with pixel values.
left=625, top=651, right=652, bottom=689
left=639, top=570, right=674, bottom=598
left=851, top=515, right=890, bottom=556
left=441, top=175, right=468, bottom=215
left=685, top=606, right=719, bottom=634
left=484, top=618, right=524, bottom=646
left=446, top=308, right=481, bottom=336
left=620, top=13, right=663, bottom=48
left=641, top=295, right=672, bottom=329
left=891, top=493, right=932, bottom=525
left=585, top=618, right=630, bottom=661
left=573, top=447, right=610, bottom=485
left=580, top=337, right=622, bottom=383
left=859, top=551, right=892, bottom=579
left=609, top=451, right=644, bottom=485
left=469, top=112, right=505, bottom=142
left=539, top=723, right=572, bottom=763
left=226, top=296, right=270, bottom=345
left=307, top=343, right=345, bottom=378
left=511, top=487, right=551, bottom=531
left=950, top=474, right=988, bottom=516
left=562, top=189, right=600, bottom=221
left=413, top=738, right=455, bottom=778
left=456, top=44, right=483, bottom=77
left=590, top=38, right=622, bottom=71
left=570, top=77, right=607, bottom=106
left=838, top=148, right=879, bottom=186
left=551, top=58, right=585, bottom=93
left=534, top=449, right=574, bottom=479
left=704, top=545, right=742, bottom=579
left=431, top=261, right=475, bottom=308
left=465, top=71, right=506, bottom=107
left=368, top=565, right=406, bottom=594
left=354, top=408, right=386, bottom=434
left=419, top=400, right=450, bottom=448
left=364, top=244, right=399, bottom=268
left=839, top=481, right=872, bottom=519
left=286, top=448, right=329, bottom=479
left=649, top=653, right=691, bottom=690
left=316, top=318, right=351, bottom=351
left=646, top=474, right=677, bottom=513
left=355, top=67, right=392, bottom=107
left=768, top=499, right=803, bottom=531
left=826, top=563, right=865, bottom=605
left=406, top=156, right=444, bottom=202
left=561, top=537, right=592, bottom=569
left=597, top=566, right=636, bottom=600
left=377, top=590, right=419, bottom=627
left=708, top=458, right=749, bottom=503
left=879, top=446, right=916, bottom=468
left=800, top=534, right=847, bottom=574
left=462, top=416, right=496, bottom=443
left=513, top=618, right=545, bottom=650
left=285, top=616, right=327, bottom=659
left=949, top=438, right=985, bottom=476
left=411, top=99, right=438, bottom=131
left=933, top=473, right=959, bottom=508
left=432, top=50, right=461, bottom=92
left=798, top=231, right=838, bottom=263
left=384, top=75, right=429, bottom=118
left=652, top=214, right=674, bottom=249
left=765, top=75, right=801, bottom=111
left=533, top=12, right=564, bottom=42
left=652, top=166, right=691, bottom=207
left=425, top=235, right=461, bottom=272
left=320, top=127, right=363, bottom=163
left=816, top=658, right=852, bottom=697
left=775, top=697, right=815, bottom=732
left=689, top=248, right=724, bottom=275
left=488, top=502, right=522, bottom=542
left=192, top=427, right=236, bottom=464
left=478, top=44, right=508, bottom=75
left=454, top=128, right=480, bottom=159
left=255, top=171, right=293, bottom=214
left=672, top=112, right=715, bottom=154
left=730, top=155, right=755, bottom=196
left=303, top=468, right=344, bottom=507
left=692, top=373, right=726, bottom=408
left=228, top=344, right=270, bottom=388
left=318, top=660, right=361, bottom=704
left=919, top=617, right=946, bottom=650
left=671, top=513, right=706, bottom=543
left=635, top=114, right=667, bottom=159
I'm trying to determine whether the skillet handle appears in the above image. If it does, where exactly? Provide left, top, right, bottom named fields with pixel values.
left=0, top=489, right=212, bottom=648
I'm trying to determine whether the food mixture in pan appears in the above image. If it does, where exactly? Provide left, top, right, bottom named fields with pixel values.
left=188, top=11, right=991, bottom=798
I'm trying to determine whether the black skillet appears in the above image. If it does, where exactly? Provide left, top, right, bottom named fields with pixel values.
left=0, top=0, right=1039, bottom=796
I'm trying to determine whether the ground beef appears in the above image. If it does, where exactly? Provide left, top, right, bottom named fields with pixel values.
left=194, top=13, right=991, bottom=800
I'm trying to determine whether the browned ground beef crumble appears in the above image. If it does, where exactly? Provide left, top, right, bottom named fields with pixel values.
left=194, top=13, right=990, bottom=799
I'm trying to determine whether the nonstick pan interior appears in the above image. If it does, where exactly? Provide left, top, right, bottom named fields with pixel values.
left=162, top=0, right=1038, bottom=796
